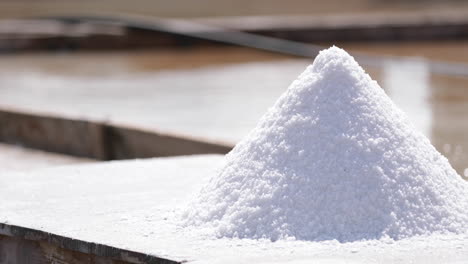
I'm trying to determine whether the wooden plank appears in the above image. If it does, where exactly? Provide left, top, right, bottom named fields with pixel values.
left=5, top=10, right=468, bottom=53
left=0, top=224, right=179, bottom=264
left=193, top=10, right=468, bottom=42
left=0, top=107, right=233, bottom=160
left=105, top=124, right=233, bottom=160
left=0, top=109, right=107, bottom=159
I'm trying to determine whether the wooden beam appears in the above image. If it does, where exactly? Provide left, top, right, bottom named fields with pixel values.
left=0, top=224, right=179, bottom=264
left=0, top=107, right=233, bottom=160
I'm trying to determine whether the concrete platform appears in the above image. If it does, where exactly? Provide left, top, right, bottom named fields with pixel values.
left=1, top=155, right=467, bottom=263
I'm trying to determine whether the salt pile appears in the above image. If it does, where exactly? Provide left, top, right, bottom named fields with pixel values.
left=184, top=47, right=468, bottom=242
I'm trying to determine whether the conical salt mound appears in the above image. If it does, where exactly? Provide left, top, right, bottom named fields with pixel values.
left=184, top=47, right=468, bottom=242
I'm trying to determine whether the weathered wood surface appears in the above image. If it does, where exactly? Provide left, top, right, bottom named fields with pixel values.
left=0, top=224, right=179, bottom=264
left=0, top=107, right=233, bottom=160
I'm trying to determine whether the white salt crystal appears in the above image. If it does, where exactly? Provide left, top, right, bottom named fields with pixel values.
left=183, top=46, right=468, bottom=242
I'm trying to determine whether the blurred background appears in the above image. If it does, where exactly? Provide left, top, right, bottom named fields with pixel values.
left=0, top=0, right=467, bottom=179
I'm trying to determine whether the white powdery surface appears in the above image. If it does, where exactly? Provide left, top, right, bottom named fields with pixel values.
left=1, top=155, right=467, bottom=263
left=184, top=47, right=468, bottom=242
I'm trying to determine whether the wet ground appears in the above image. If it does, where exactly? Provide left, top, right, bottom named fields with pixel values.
left=0, top=43, right=466, bottom=176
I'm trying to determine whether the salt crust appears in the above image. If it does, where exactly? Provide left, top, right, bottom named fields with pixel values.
left=184, top=46, right=468, bottom=242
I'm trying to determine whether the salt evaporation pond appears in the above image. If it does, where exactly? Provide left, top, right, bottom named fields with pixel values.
left=1, top=47, right=468, bottom=263
left=0, top=46, right=467, bottom=175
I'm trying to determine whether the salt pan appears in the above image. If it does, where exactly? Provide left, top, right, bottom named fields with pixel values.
left=184, top=47, right=468, bottom=242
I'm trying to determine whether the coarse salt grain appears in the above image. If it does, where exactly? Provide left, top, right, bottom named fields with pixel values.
left=183, top=46, right=468, bottom=242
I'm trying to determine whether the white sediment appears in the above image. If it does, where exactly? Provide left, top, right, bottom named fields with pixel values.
left=184, top=46, right=468, bottom=242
